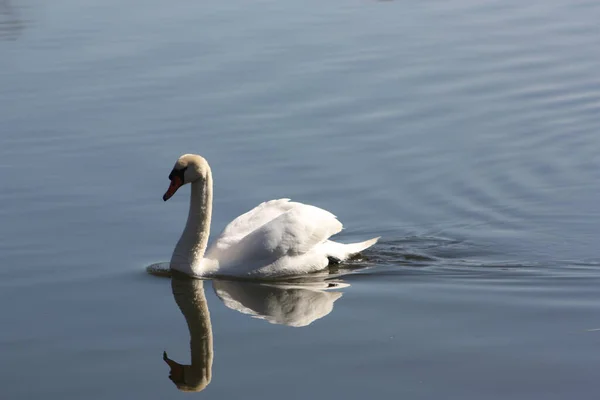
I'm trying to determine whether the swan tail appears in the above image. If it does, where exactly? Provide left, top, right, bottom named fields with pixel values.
left=343, top=236, right=380, bottom=256
left=324, top=237, right=380, bottom=262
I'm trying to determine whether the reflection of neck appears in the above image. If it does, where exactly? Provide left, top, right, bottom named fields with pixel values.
left=171, top=277, right=213, bottom=391
left=171, top=173, right=213, bottom=276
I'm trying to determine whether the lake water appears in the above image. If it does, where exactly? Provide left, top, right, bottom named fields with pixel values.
left=1, top=0, right=600, bottom=398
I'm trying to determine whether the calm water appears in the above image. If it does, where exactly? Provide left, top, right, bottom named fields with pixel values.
left=2, top=0, right=600, bottom=398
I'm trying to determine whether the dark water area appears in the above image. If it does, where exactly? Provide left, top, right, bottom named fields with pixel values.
left=1, top=0, right=600, bottom=398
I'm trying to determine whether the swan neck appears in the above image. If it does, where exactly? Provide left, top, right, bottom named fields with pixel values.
left=188, top=174, right=213, bottom=241
left=171, top=171, right=213, bottom=275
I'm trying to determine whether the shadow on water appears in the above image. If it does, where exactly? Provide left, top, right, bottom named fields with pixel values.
left=163, top=273, right=347, bottom=392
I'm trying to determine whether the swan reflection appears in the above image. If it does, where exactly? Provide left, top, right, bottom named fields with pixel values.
left=163, top=274, right=348, bottom=391
left=164, top=276, right=213, bottom=392
left=213, top=279, right=348, bottom=327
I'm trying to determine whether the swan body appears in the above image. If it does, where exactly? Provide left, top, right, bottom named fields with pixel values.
left=163, top=154, right=379, bottom=278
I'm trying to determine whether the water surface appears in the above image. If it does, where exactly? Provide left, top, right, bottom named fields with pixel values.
left=1, top=0, right=600, bottom=399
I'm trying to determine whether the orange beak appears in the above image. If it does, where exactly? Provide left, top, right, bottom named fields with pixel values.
left=163, top=176, right=183, bottom=201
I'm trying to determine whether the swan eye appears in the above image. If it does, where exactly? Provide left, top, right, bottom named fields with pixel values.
left=169, top=166, right=188, bottom=182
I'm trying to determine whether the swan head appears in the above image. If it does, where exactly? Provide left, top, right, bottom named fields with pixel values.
left=163, top=154, right=211, bottom=201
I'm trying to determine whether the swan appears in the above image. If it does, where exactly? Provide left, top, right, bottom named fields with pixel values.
left=162, top=154, right=379, bottom=278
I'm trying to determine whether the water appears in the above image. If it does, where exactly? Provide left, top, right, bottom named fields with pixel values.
left=1, top=0, right=600, bottom=398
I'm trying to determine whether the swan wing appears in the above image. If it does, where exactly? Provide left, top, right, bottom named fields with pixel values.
left=209, top=199, right=296, bottom=251
left=242, top=203, right=343, bottom=256
left=207, top=201, right=343, bottom=276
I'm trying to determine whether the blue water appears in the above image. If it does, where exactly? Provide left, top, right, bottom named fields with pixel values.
left=1, top=0, right=600, bottom=398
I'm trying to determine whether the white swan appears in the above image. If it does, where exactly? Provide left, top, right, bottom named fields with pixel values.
left=162, top=154, right=379, bottom=278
